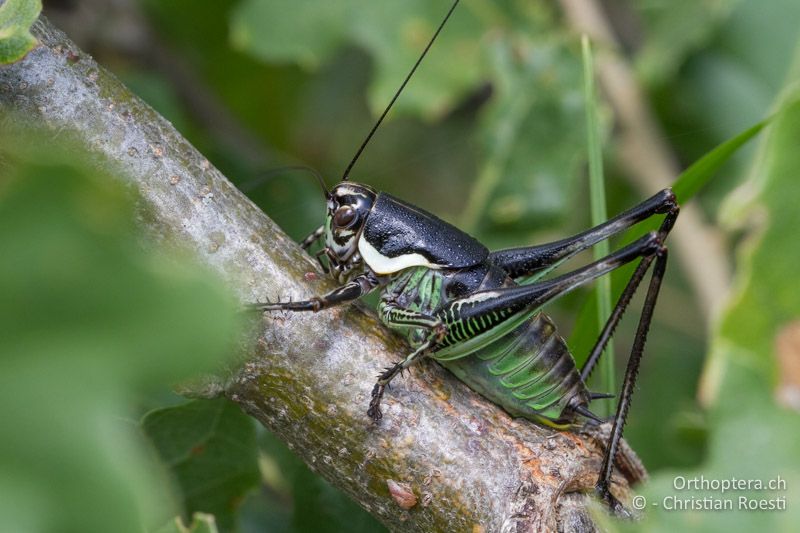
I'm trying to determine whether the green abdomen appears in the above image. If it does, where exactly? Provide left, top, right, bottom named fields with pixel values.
left=437, top=313, right=587, bottom=427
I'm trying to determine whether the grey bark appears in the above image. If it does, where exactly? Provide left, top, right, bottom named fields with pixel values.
left=0, top=17, right=646, bottom=532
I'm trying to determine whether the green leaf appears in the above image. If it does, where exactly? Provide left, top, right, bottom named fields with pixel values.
left=672, top=119, right=770, bottom=203
left=0, top=132, right=241, bottom=533
left=0, top=0, right=41, bottom=64
left=142, top=399, right=260, bottom=533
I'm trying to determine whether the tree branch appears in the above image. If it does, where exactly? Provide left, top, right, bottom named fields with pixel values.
left=0, top=17, right=646, bottom=532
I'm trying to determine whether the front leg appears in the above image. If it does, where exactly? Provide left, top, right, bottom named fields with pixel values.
left=251, top=272, right=380, bottom=312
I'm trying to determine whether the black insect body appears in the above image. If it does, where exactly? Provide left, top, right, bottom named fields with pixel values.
left=252, top=0, right=680, bottom=515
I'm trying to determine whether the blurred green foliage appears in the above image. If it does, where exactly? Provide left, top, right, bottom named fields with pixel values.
left=237, top=429, right=383, bottom=533
left=635, top=0, right=735, bottom=86
left=0, top=133, right=240, bottom=532
left=11, top=0, right=800, bottom=530
left=231, top=0, right=484, bottom=117
left=155, top=513, right=220, bottom=533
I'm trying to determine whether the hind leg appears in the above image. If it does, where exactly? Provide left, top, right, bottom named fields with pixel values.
left=489, top=189, right=677, bottom=280
left=593, top=247, right=669, bottom=516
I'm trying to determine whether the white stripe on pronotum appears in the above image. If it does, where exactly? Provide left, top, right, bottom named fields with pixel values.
left=358, top=235, right=440, bottom=274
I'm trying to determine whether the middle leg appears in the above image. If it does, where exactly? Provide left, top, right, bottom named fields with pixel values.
left=367, top=339, right=434, bottom=422
left=368, top=301, right=449, bottom=421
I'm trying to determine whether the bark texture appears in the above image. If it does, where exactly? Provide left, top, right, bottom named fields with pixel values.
left=0, top=17, right=647, bottom=532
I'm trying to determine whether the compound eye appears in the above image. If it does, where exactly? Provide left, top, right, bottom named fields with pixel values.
left=333, top=206, right=357, bottom=228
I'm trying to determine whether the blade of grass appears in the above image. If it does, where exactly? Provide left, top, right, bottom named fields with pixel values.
left=582, top=35, right=614, bottom=415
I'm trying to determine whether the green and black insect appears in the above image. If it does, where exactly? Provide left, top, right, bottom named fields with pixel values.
left=252, top=0, right=679, bottom=514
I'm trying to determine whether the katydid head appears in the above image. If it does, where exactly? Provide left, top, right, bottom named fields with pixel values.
left=323, top=181, right=376, bottom=282
left=308, top=0, right=458, bottom=282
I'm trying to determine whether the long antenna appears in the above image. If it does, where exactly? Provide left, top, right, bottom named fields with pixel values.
left=239, top=165, right=329, bottom=197
left=341, top=0, right=461, bottom=181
